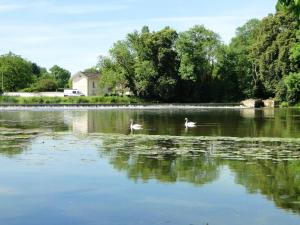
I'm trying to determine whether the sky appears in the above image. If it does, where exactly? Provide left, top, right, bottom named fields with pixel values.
left=0, top=0, right=277, bottom=74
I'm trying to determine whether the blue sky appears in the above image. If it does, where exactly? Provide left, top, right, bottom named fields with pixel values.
left=0, top=0, right=277, bottom=74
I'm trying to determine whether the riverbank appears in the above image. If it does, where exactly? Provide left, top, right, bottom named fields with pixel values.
left=0, top=96, right=143, bottom=105
left=0, top=96, right=245, bottom=109
left=3, top=96, right=292, bottom=110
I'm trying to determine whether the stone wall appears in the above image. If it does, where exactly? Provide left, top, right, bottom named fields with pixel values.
left=4, top=92, right=64, bottom=97
left=241, top=99, right=278, bottom=108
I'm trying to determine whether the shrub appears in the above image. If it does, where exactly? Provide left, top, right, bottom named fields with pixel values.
left=0, top=96, right=18, bottom=103
left=37, top=78, right=58, bottom=91
left=280, top=102, right=289, bottom=108
left=20, top=87, right=37, bottom=92
left=284, top=72, right=300, bottom=103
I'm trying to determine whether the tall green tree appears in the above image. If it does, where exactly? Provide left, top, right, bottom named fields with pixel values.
left=229, top=19, right=261, bottom=98
left=100, top=40, right=136, bottom=95
left=175, top=25, right=221, bottom=101
left=213, top=45, right=241, bottom=101
left=0, top=53, right=34, bottom=91
left=49, top=65, right=71, bottom=88
left=99, top=26, right=179, bottom=101
left=129, top=26, right=179, bottom=100
left=252, top=10, right=299, bottom=98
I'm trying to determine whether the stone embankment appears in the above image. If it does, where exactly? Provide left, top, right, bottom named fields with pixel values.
left=241, top=99, right=278, bottom=108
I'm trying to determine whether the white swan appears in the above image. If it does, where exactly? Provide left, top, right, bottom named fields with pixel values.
left=130, top=119, right=143, bottom=130
left=185, top=118, right=196, bottom=128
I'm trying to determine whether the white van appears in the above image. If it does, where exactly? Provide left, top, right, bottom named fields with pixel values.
left=64, top=89, right=85, bottom=97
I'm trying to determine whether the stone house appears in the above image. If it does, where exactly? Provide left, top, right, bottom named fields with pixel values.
left=71, top=71, right=101, bottom=96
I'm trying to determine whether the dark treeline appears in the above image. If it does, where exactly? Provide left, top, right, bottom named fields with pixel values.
left=97, top=4, right=300, bottom=103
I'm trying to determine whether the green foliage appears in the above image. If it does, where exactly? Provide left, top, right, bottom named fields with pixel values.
left=280, top=101, right=290, bottom=107
left=275, top=80, right=288, bottom=102
left=99, top=26, right=180, bottom=101
left=0, top=52, right=72, bottom=93
left=252, top=11, right=299, bottom=97
left=84, top=67, right=99, bottom=74
left=284, top=72, right=300, bottom=103
left=49, top=65, right=71, bottom=88
left=289, top=30, right=300, bottom=71
left=213, top=45, right=241, bottom=101
left=176, top=25, right=220, bottom=82
left=174, top=26, right=221, bottom=102
left=99, top=55, right=124, bottom=91
left=33, top=77, right=58, bottom=92
left=0, top=53, right=34, bottom=91
left=229, top=19, right=261, bottom=98
left=99, top=25, right=222, bottom=102
left=67, top=79, right=72, bottom=89
left=0, top=96, right=142, bottom=105
left=277, top=0, right=300, bottom=16
left=97, top=14, right=299, bottom=103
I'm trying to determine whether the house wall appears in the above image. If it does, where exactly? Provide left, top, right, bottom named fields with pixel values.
left=73, top=76, right=88, bottom=96
left=87, top=76, right=99, bottom=96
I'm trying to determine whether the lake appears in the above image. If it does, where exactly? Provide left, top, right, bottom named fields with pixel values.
left=0, top=107, right=300, bottom=225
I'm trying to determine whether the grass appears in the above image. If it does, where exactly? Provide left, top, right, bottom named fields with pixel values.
left=0, top=95, right=143, bottom=105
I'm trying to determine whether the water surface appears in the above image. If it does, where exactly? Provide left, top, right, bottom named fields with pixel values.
left=0, top=108, right=300, bottom=225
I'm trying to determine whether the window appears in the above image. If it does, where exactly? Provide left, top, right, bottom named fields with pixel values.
left=93, top=81, right=95, bottom=88
left=72, top=91, right=76, bottom=94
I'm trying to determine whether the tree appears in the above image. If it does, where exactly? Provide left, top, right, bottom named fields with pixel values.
left=277, top=0, right=300, bottom=16
left=175, top=25, right=221, bottom=101
left=229, top=19, right=261, bottom=98
left=289, top=29, right=300, bottom=75
left=213, top=45, right=241, bottom=101
left=284, top=72, right=300, bottom=103
left=99, top=26, right=179, bottom=101
left=31, top=63, right=41, bottom=76
left=0, top=52, right=34, bottom=91
left=107, top=40, right=136, bottom=94
left=96, top=18, right=299, bottom=103
left=34, top=77, right=58, bottom=92
left=128, top=26, right=179, bottom=100
left=49, top=65, right=71, bottom=88
left=252, top=10, right=299, bottom=98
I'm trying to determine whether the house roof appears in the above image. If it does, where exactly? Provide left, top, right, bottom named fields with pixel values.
left=71, top=71, right=100, bottom=80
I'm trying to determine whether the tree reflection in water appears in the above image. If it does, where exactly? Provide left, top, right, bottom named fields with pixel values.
left=0, top=127, right=40, bottom=157
left=99, top=134, right=300, bottom=214
left=228, top=160, right=300, bottom=214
